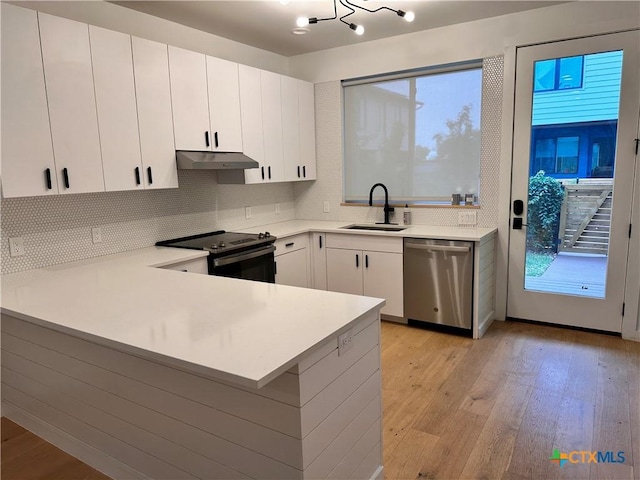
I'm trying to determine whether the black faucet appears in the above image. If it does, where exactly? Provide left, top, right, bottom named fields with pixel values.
left=369, top=183, right=395, bottom=224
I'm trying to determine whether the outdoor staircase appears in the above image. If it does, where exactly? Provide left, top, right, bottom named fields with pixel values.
left=559, top=184, right=612, bottom=255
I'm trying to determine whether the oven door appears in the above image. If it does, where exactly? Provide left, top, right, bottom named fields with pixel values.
left=209, top=245, right=276, bottom=283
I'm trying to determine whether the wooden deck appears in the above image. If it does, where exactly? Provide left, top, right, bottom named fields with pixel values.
left=525, top=252, right=607, bottom=298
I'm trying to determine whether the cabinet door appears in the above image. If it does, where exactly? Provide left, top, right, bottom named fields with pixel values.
left=168, top=46, right=210, bottom=151
left=281, top=75, right=300, bottom=182
left=363, top=251, right=404, bottom=317
left=261, top=70, right=284, bottom=182
left=298, top=79, right=317, bottom=180
left=207, top=56, right=243, bottom=152
left=327, top=248, right=363, bottom=296
left=275, top=248, right=309, bottom=288
left=311, top=233, right=328, bottom=290
left=1, top=4, right=57, bottom=198
left=90, top=26, right=142, bottom=192
left=132, top=37, right=178, bottom=189
left=39, top=12, right=104, bottom=194
left=239, top=65, right=265, bottom=184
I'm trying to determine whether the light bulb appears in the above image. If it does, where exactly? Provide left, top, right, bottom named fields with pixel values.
left=349, top=23, right=365, bottom=35
left=404, top=11, right=415, bottom=22
left=296, top=16, right=309, bottom=27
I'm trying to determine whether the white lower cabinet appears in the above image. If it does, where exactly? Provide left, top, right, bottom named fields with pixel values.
left=274, top=234, right=310, bottom=288
left=325, top=234, right=404, bottom=318
left=311, top=233, right=328, bottom=290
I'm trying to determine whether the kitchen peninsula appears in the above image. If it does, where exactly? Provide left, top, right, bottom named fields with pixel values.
left=1, top=247, right=385, bottom=479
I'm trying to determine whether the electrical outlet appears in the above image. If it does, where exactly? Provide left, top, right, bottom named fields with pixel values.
left=8, top=237, right=25, bottom=257
left=338, top=329, right=354, bottom=356
left=245, top=206, right=252, bottom=219
left=92, top=227, right=103, bottom=244
left=275, top=203, right=280, bottom=214
left=458, top=211, right=477, bottom=226
left=323, top=201, right=330, bottom=213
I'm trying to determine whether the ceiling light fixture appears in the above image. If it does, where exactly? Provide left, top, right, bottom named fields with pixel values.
left=295, top=0, right=414, bottom=35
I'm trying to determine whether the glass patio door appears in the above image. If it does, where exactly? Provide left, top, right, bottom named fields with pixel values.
left=507, top=30, right=639, bottom=332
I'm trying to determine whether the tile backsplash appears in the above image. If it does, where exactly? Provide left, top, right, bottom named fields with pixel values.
left=1, top=171, right=294, bottom=274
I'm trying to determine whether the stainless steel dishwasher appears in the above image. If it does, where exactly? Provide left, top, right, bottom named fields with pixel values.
left=404, top=238, right=474, bottom=330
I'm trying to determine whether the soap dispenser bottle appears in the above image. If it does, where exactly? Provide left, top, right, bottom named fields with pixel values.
left=403, top=204, right=411, bottom=225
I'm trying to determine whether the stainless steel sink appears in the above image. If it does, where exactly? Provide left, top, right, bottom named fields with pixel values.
left=341, top=224, right=407, bottom=232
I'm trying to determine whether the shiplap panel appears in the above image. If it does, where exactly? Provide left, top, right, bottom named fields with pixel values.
left=352, top=442, right=382, bottom=480
left=326, top=418, right=382, bottom=479
left=2, top=351, right=301, bottom=478
left=299, top=320, right=379, bottom=405
left=1, top=383, right=192, bottom=480
left=3, top=402, right=148, bottom=480
left=2, top=316, right=301, bottom=437
left=2, top=366, right=253, bottom=479
left=289, top=312, right=377, bottom=375
left=302, top=371, right=380, bottom=468
left=304, top=396, right=381, bottom=478
left=301, top=346, right=380, bottom=437
left=1, top=331, right=304, bottom=468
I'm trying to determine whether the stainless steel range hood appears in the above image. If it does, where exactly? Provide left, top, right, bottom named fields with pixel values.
left=176, top=150, right=259, bottom=170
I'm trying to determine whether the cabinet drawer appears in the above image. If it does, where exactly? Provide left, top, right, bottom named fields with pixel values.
left=159, top=257, right=208, bottom=274
left=275, top=234, right=309, bottom=256
left=325, top=234, right=403, bottom=253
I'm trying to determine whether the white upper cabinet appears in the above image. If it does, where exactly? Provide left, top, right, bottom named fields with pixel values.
left=206, top=56, right=243, bottom=152
left=298, top=80, right=317, bottom=180
left=132, top=37, right=178, bottom=189
left=260, top=70, right=284, bottom=182
left=1, top=4, right=57, bottom=198
left=168, top=46, right=211, bottom=151
left=281, top=75, right=301, bottom=182
left=89, top=26, right=142, bottom=192
left=38, top=12, right=104, bottom=194
left=280, top=77, right=317, bottom=183
left=238, top=65, right=265, bottom=183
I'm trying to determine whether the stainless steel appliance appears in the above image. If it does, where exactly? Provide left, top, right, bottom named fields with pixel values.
left=403, top=238, right=474, bottom=331
left=156, top=231, right=276, bottom=283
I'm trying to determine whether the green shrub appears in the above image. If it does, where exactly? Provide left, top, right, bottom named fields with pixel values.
left=527, top=171, right=564, bottom=252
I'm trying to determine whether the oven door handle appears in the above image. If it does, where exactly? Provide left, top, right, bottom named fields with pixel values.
left=213, top=245, right=275, bottom=267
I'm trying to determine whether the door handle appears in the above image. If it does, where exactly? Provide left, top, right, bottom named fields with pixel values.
left=512, top=217, right=527, bottom=230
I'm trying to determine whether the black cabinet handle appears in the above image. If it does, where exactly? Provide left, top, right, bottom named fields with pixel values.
left=205, top=131, right=210, bottom=147
left=135, top=167, right=141, bottom=185
left=365, top=255, right=369, bottom=268
left=181, top=270, right=188, bottom=272
left=45, top=168, right=52, bottom=190
left=319, top=236, right=323, bottom=249
left=261, top=166, right=265, bottom=180
left=285, top=242, right=294, bottom=247
left=297, top=166, right=301, bottom=178
left=62, top=168, right=70, bottom=189
left=214, top=131, right=219, bottom=148
left=268, top=166, right=271, bottom=179
left=303, top=166, right=306, bottom=178
left=356, top=254, right=359, bottom=268
left=147, top=166, right=153, bottom=185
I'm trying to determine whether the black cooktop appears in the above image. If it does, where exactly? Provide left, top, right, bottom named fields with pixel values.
left=156, top=230, right=275, bottom=257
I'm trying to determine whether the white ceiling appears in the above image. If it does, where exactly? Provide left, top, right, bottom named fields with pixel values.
left=112, top=1, right=567, bottom=57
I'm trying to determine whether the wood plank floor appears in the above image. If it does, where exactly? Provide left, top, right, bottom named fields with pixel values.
left=2, top=319, right=638, bottom=479
left=382, top=319, right=639, bottom=480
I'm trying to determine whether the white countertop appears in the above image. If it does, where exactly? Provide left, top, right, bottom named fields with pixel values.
left=240, top=219, right=497, bottom=242
left=1, top=246, right=383, bottom=389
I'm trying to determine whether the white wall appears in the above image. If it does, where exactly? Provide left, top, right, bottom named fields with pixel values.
left=289, top=1, right=640, bottom=335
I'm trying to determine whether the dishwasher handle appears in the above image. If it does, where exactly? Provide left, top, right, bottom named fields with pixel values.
left=405, top=243, right=471, bottom=253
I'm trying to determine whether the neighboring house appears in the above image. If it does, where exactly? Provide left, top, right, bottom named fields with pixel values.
left=529, top=51, right=623, bottom=179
